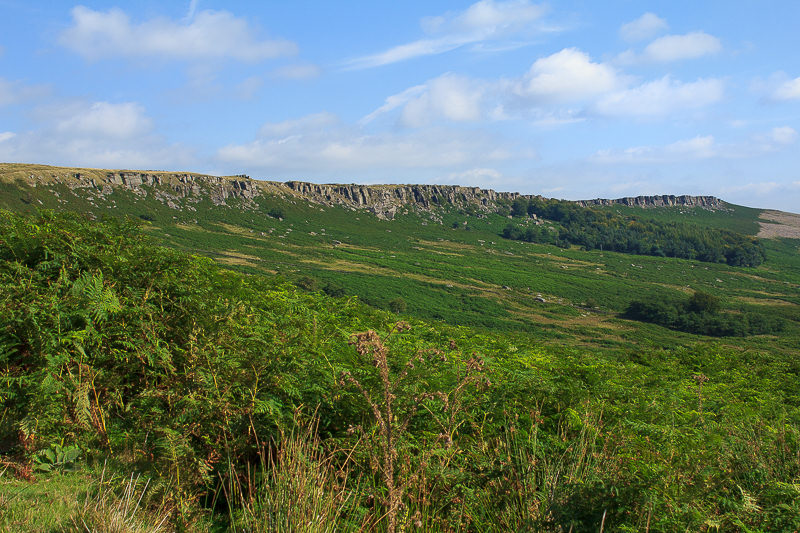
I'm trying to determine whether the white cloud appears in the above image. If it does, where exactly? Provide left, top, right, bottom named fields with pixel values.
left=362, top=49, right=723, bottom=126
left=271, top=64, right=322, bottom=80
left=0, top=78, right=17, bottom=106
left=362, top=74, right=485, bottom=127
left=422, top=0, right=546, bottom=35
left=60, top=6, right=297, bottom=62
left=722, top=181, right=783, bottom=196
left=344, top=0, right=548, bottom=69
left=0, top=100, right=194, bottom=169
left=620, top=13, right=668, bottom=42
left=770, top=126, right=798, bottom=145
left=594, top=76, right=723, bottom=117
left=217, top=112, right=519, bottom=176
left=236, top=76, right=264, bottom=100
left=592, top=135, right=717, bottom=164
left=773, top=77, right=800, bottom=100
left=446, top=167, right=505, bottom=185
left=0, top=78, right=49, bottom=107
left=0, top=132, right=16, bottom=143
left=258, top=112, right=339, bottom=137
left=642, top=32, right=721, bottom=62
left=360, top=85, right=428, bottom=125
left=400, top=74, right=485, bottom=127
left=617, top=32, right=722, bottom=65
left=54, top=101, right=152, bottom=139
left=592, top=127, right=797, bottom=165
left=515, top=48, right=622, bottom=103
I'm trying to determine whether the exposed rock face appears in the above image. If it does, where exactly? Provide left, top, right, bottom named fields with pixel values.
left=0, top=164, right=727, bottom=218
left=576, top=195, right=723, bottom=209
left=282, top=182, right=527, bottom=219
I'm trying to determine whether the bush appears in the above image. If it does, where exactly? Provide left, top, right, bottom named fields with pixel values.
left=388, top=297, right=407, bottom=314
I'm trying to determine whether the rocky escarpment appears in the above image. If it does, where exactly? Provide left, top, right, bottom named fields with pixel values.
left=8, top=165, right=260, bottom=209
left=576, top=195, right=724, bottom=209
left=1, top=163, right=727, bottom=219
left=282, top=181, right=529, bottom=219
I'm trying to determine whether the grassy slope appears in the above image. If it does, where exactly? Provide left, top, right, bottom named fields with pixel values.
left=2, top=208, right=799, bottom=532
left=1, top=165, right=799, bottom=357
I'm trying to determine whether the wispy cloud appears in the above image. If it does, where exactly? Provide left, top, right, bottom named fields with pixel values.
left=0, top=77, right=49, bottom=107
left=271, top=64, right=322, bottom=81
left=60, top=6, right=297, bottom=62
left=184, top=0, right=199, bottom=22
left=620, top=13, right=668, bottom=42
left=593, top=76, right=724, bottom=117
left=217, top=112, right=523, bottom=178
left=591, top=127, right=797, bottom=164
left=343, top=0, right=550, bottom=69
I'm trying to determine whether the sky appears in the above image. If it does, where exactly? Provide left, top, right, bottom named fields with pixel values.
left=1, top=1, right=799, bottom=211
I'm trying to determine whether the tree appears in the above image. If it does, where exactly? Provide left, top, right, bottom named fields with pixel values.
left=388, top=297, right=407, bottom=314
left=687, top=291, right=720, bottom=314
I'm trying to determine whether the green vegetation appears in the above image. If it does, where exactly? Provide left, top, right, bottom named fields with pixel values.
left=2, top=210, right=800, bottom=532
left=503, top=197, right=766, bottom=266
left=625, top=290, right=786, bottom=336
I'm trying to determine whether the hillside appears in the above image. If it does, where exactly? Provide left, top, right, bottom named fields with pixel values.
left=2, top=208, right=799, bottom=531
left=1, top=163, right=800, bottom=531
left=1, top=163, right=797, bottom=353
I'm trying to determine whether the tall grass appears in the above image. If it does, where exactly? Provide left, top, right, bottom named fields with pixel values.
left=71, top=466, right=171, bottom=533
left=226, top=420, right=356, bottom=533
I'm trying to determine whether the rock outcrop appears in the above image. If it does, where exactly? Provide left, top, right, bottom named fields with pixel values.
left=0, top=163, right=727, bottom=218
left=576, top=195, right=723, bottom=209
left=281, top=182, right=529, bottom=219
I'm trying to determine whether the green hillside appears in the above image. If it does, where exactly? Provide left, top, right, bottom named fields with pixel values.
left=2, top=164, right=800, bottom=531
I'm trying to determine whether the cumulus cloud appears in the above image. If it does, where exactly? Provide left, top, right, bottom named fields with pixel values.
left=514, top=48, right=622, bottom=103
left=620, top=13, right=668, bottom=42
left=401, top=75, right=484, bottom=126
left=217, top=112, right=518, bottom=177
left=773, top=77, right=800, bottom=100
left=642, top=32, right=721, bottom=62
left=60, top=6, right=297, bottom=62
left=344, top=0, right=549, bottom=69
left=0, top=100, right=194, bottom=169
left=362, top=48, right=724, bottom=126
left=617, top=32, right=722, bottom=65
left=594, top=76, right=724, bottom=117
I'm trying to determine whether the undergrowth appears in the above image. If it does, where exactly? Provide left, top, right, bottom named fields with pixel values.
left=2, top=210, right=800, bottom=531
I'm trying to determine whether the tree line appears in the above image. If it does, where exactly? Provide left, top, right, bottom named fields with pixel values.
left=501, top=197, right=766, bottom=267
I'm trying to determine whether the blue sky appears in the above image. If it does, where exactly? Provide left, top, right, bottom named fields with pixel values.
left=1, top=1, right=799, bottom=211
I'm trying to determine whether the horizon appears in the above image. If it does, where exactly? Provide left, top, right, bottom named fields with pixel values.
left=1, top=1, right=799, bottom=211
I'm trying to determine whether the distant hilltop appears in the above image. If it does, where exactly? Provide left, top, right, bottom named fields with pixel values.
left=0, top=163, right=726, bottom=219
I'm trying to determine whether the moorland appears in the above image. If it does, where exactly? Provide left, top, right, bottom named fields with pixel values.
left=1, top=163, right=799, bottom=532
